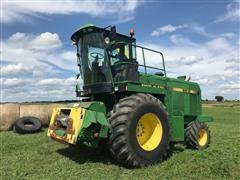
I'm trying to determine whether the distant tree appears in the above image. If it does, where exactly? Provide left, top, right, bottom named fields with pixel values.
left=215, top=96, right=224, bottom=102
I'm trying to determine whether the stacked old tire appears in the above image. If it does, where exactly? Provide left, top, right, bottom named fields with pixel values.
left=14, top=116, right=42, bottom=134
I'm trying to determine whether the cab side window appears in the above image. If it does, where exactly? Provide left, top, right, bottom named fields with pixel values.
left=124, top=45, right=130, bottom=59
left=109, top=47, right=120, bottom=65
left=131, top=42, right=136, bottom=60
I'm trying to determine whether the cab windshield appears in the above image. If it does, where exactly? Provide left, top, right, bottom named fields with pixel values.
left=78, top=32, right=111, bottom=85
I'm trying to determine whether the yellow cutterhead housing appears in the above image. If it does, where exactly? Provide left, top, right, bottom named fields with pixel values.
left=47, top=107, right=86, bottom=144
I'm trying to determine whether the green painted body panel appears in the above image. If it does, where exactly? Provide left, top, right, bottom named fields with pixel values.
left=170, top=116, right=184, bottom=141
left=81, top=109, right=108, bottom=135
left=75, top=101, right=104, bottom=109
left=197, top=115, right=213, bottom=122
left=75, top=102, right=109, bottom=147
left=127, top=83, right=166, bottom=94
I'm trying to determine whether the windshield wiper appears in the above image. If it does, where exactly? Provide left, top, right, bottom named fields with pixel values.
left=76, top=52, right=83, bottom=78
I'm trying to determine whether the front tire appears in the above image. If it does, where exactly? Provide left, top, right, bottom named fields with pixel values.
left=185, top=120, right=211, bottom=150
left=108, top=93, right=170, bottom=168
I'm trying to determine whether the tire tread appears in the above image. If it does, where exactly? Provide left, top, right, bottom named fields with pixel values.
left=108, top=93, right=170, bottom=167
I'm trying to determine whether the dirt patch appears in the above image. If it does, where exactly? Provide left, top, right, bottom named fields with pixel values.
left=0, top=103, right=20, bottom=131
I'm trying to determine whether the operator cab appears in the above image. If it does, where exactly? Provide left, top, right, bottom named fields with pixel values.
left=71, top=24, right=138, bottom=95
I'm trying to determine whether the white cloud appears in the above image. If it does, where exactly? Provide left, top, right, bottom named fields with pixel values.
left=215, top=0, right=240, bottom=22
left=1, top=32, right=75, bottom=71
left=219, top=32, right=237, bottom=39
left=0, top=63, right=60, bottom=78
left=191, top=76, right=209, bottom=85
left=60, top=51, right=76, bottom=62
left=151, top=24, right=187, bottom=36
left=151, top=24, right=213, bottom=37
left=224, top=65, right=239, bottom=71
left=151, top=23, right=237, bottom=39
left=1, top=76, right=80, bottom=102
left=7, top=32, right=62, bottom=51
left=30, top=32, right=62, bottom=50
left=1, top=0, right=143, bottom=23
left=1, top=63, right=29, bottom=75
left=221, top=81, right=240, bottom=90
left=1, top=78, right=32, bottom=88
left=9, top=32, right=25, bottom=41
left=0, top=32, right=81, bottom=102
left=179, top=56, right=203, bottom=66
left=32, top=65, right=60, bottom=78
left=190, top=24, right=210, bottom=37
left=206, top=37, right=232, bottom=52
left=169, top=35, right=197, bottom=46
left=37, top=77, right=75, bottom=87
left=226, top=57, right=240, bottom=63
left=219, top=81, right=240, bottom=99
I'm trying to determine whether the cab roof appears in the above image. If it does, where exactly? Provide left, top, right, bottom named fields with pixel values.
left=71, top=24, right=135, bottom=42
left=71, top=24, right=100, bottom=42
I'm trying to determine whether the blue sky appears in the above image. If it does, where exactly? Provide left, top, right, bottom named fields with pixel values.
left=1, top=0, right=239, bottom=102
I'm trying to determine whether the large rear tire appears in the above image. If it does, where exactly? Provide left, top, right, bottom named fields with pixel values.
left=185, top=120, right=211, bottom=150
left=108, top=93, right=170, bottom=168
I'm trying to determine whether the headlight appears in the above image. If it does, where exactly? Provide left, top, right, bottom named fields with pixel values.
left=104, top=37, right=110, bottom=44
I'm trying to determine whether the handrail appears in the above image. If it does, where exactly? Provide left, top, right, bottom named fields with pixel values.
left=111, top=61, right=165, bottom=72
left=109, top=41, right=166, bottom=77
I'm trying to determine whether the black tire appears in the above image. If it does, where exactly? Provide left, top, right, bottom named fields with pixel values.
left=185, top=120, right=211, bottom=150
left=14, top=116, right=42, bottom=134
left=108, top=93, right=170, bottom=168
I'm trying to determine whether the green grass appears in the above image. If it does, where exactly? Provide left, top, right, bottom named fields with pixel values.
left=1, top=103, right=240, bottom=179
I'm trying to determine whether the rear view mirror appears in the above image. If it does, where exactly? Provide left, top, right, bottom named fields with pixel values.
left=76, top=73, right=80, bottom=80
left=109, top=26, right=116, bottom=41
left=110, top=26, right=116, bottom=34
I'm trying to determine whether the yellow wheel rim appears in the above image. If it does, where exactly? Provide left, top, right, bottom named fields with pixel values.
left=198, top=129, right=208, bottom=146
left=136, top=113, right=163, bottom=151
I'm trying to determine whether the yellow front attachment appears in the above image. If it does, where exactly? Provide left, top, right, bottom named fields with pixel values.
left=198, top=129, right=208, bottom=146
left=47, top=107, right=86, bottom=144
left=136, top=113, right=163, bottom=151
